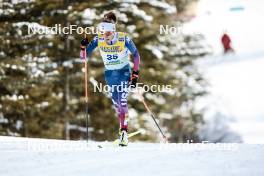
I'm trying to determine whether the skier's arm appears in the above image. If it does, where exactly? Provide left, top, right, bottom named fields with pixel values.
left=80, top=36, right=98, bottom=60
left=125, top=36, right=140, bottom=87
left=125, top=36, right=140, bottom=71
left=86, top=36, right=98, bottom=57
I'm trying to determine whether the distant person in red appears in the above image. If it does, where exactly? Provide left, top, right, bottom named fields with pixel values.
left=221, top=32, right=234, bottom=54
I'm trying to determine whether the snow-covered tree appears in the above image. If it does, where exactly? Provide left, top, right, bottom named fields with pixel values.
left=0, top=0, right=209, bottom=142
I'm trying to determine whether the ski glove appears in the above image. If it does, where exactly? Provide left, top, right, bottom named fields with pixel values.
left=80, top=38, right=89, bottom=50
left=130, top=70, right=139, bottom=88
left=80, top=38, right=89, bottom=60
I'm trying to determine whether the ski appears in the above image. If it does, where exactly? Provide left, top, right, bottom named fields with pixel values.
left=97, top=130, right=141, bottom=148
left=113, top=130, right=142, bottom=146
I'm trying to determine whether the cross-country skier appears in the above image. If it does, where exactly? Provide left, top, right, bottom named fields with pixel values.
left=221, top=31, right=235, bottom=54
left=80, top=12, right=140, bottom=146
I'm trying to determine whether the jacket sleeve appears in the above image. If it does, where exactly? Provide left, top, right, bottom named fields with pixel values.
left=86, top=36, right=98, bottom=57
left=125, top=36, right=140, bottom=71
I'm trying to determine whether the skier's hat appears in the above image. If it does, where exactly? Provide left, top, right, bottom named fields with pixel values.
left=98, top=11, right=117, bottom=33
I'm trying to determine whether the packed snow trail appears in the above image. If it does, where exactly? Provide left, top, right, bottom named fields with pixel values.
left=0, top=136, right=264, bottom=176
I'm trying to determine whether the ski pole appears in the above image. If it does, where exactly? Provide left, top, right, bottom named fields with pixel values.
left=81, top=36, right=89, bottom=143
left=136, top=89, right=168, bottom=141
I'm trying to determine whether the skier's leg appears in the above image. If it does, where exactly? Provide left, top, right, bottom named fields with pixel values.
left=117, top=89, right=129, bottom=131
left=109, top=87, right=129, bottom=146
left=117, top=68, right=130, bottom=131
left=110, top=86, right=129, bottom=131
left=104, top=67, right=130, bottom=146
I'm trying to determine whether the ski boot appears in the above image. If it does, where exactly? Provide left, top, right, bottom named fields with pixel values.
left=119, top=128, right=128, bottom=147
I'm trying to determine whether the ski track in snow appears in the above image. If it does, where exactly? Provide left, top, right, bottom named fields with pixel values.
left=0, top=137, right=264, bottom=176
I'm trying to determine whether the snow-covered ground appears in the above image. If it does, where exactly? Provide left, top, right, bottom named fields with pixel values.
left=0, top=136, right=264, bottom=176
left=184, top=0, right=264, bottom=55
left=184, top=0, right=264, bottom=143
left=197, top=53, right=264, bottom=143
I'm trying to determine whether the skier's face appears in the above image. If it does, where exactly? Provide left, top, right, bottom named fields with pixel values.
left=103, top=31, right=114, bottom=42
